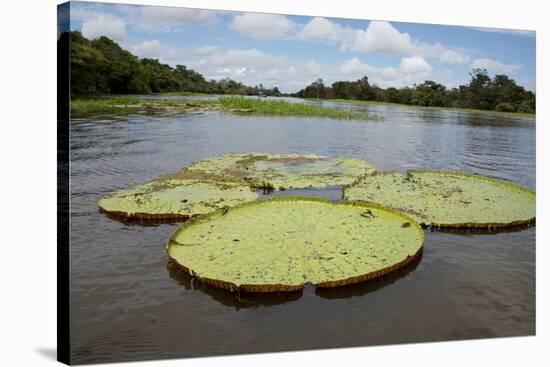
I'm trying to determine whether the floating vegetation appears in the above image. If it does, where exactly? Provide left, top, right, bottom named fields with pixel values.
left=216, top=97, right=381, bottom=120
left=97, top=180, right=258, bottom=220
left=71, top=96, right=382, bottom=120
left=98, top=153, right=376, bottom=220
left=343, top=170, right=536, bottom=229
left=167, top=197, right=424, bottom=292
left=182, top=153, right=377, bottom=190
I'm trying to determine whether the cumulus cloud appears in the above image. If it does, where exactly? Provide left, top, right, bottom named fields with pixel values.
left=299, top=17, right=470, bottom=64
left=181, top=41, right=442, bottom=91
left=230, top=13, right=295, bottom=41
left=339, top=56, right=433, bottom=87
left=81, top=13, right=127, bottom=42
left=139, top=6, right=213, bottom=27
left=439, top=50, right=470, bottom=64
left=470, top=58, right=522, bottom=73
left=298, top=17, right=349, bottom=42
left=187, top=48, right=333, bottom=90
left=129, top=40, right=187, bottom=64
left=399, top=55, right=433, bottom=74
left=349, top=21, right=440, bottom=56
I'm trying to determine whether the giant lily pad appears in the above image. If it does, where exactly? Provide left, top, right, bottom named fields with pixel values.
left=98, top=179, right=258, bottom=220
left=167, top=197, right=424, bottom=292
left=98, top=153, right=376, bottom=220
left=343, top=170, right=536, bottom=229
left=179, top=153, right=376, bottom=190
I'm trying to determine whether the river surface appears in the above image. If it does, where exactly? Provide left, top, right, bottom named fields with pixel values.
left=69, top=99, right=535, bottom=364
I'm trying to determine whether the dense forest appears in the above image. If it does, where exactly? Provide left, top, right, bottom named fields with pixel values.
left=296, top=72, right=535, bottom=113
left=65, top=31, right=535, bottom=114
left=66, top=31, right=282, bottom=97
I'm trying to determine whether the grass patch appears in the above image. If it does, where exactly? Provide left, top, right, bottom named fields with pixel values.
left=71, top=96, right=381, bottom=120
left=71, top=96, right=141, bottom=114
left=70, top=96, right=213, bottom=116
left=216, top=97, right=379, bottom=120
left=305, top=98, right=535, bottom=120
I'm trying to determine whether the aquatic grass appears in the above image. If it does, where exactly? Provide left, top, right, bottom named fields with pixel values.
left=216, top=97, right=380, bottom=120
left=71, top=96, right=381, bottom=120
left=71, top=96, right=142, bottom=113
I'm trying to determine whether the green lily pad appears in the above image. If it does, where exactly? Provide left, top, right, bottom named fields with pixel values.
left=343, top=170, right=536, bottom=229
left=167, top=197, right=424, bottom=292
left=180, top=153, right=376, bottom=190
left=98, top=179, right=258, bottom=220
left=98, top=153, right=376, bottom=220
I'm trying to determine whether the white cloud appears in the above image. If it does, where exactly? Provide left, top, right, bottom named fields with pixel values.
left=350, top=21, right=415, bottom=54
left=470, top=27, right=535, bottom=37
left=195, top=48, right=283, bottom=70
left=398, top=55, right=433, bottom=74
left=130, top=40, right=187, bottom=64
left=299, top=18, right=470, bottom=64
left=339, top=56, right=433, bottom=87
left=131, top=39, right=163, bottom=57
left=304, top=60, right=323, bottom=75
left=349, top=21, right=445, bottom=57
left=183, top=44, right=440, bottom=91
left=187, top=48, right=330, bottom=90
left=298, top=17, right=349, bottom=42
left=470, top=58, right=522, bottom=73
left=81, top=14, right=127, bottom=42
left=193, top=46, right=220, bottom=56
left=230, top=13, right=295, bottom=41
left=339, top=58, right=377, bottom=75
left=439, top=50, right=470, bottom=64
left=139, top=6, right=213, bottom=27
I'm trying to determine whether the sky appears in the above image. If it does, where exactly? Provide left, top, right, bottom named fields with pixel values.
left=62, top=1, right=536, bottom=93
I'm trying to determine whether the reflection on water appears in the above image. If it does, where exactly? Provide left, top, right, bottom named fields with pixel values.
left=69, top=100, right=535, bottom=364
left=167, top=261, right=304, bottom=309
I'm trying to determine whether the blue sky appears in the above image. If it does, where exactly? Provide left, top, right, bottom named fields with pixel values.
left=64, top=1, right=536, bottom=93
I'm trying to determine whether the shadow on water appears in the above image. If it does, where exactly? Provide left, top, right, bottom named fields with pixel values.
left=167, top=250, right=423, bottom=307
left=99, top=208, right=189, bottom=227
left=426, top=222, right=535, bottom=236
left=166, top=261, right=303, bottom=309
left=315, top=252, right=422, bottom=299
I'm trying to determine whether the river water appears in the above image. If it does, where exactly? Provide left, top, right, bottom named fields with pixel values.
left=69, top=99, right=535, bottom=364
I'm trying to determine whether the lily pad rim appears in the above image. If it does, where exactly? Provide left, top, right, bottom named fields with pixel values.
left=344, top=169, right=536, bottom=229
left=96, top=178, right=258, bottom=220
left=166, top=196, right=425, bottom=293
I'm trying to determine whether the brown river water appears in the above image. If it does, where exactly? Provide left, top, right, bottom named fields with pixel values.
left=69, top=98, right=535, bottom=364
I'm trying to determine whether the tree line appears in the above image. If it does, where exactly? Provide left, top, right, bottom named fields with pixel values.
left=66, top=31, right=282, bottom=97
left=65, top=31, right=535, bottom=113
left=296, top=71, right=535, bottom=113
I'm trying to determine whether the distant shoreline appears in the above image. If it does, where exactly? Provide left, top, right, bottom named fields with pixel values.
left=70, top=94, right=535, bottom=121
left=305, top=98, right=536, bottom=120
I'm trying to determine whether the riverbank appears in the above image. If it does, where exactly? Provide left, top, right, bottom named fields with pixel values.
left=71, top=96, right=381, bottom=120
left=305, top=98, right=536, bottom=120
